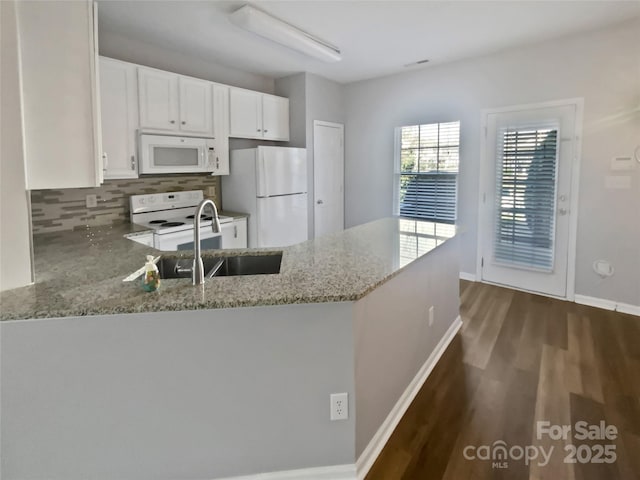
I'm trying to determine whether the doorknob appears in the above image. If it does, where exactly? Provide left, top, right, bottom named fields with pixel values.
left=317, top=200, right=324, bottom=205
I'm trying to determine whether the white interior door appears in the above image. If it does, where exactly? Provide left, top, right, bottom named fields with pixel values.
left=480, top=103, right=578, bottom=298
left=313, top=121, right=344, bottom=238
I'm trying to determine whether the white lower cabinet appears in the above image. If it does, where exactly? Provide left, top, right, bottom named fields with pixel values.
left=221, top=218, right=248, bottom=249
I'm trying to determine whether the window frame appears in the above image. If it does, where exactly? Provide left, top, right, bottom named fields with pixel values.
left=393, top=121, right=461, bottom=223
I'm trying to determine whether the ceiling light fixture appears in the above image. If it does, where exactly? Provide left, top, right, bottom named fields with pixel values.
left=404, top=59, right=430, bottom=68
left=229, top=5, right=342, bottom=63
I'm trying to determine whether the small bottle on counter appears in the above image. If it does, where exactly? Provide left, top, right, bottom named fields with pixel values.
left=142, top=255, right=160, bottom=292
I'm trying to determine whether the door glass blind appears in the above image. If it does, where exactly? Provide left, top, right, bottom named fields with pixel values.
left=398, top=121, right=459, bottom=223
left=493, top=126, right=558, bottom=271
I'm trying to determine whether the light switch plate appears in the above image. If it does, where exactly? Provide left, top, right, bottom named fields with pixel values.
left=604, top=176, right=631, bottom=190
left=610, top=157, right=635, bottom=171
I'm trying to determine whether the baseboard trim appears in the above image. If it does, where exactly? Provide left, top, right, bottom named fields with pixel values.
left=574, top=294, right=639, bottom=316
left=215, top=464, right=356, bottom=480
left=617, top=302, right=640, bottom=316
left=459, top=272, right=476, bottom=282
left=355, top=316, right=463, bottom=479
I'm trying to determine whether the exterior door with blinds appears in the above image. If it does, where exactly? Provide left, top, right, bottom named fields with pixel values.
left=481, top=104, right=577, bottom=297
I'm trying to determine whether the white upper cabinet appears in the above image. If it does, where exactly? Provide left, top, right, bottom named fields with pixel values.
left=99, top=57, right=138, bottom=179
left=16, top=0, right=103, bottom=189
left=229, top=88, right=290, bottom=141
left=138, top=68, right=180, bottom=131
left=262, top=95, right=290, bottom=141
left=179, top=76, right=212, bottom=134
left=229, top=88, right=263, bottom=138
left=211, top=84, right=230, bottom=176
left=138, top=67, right=213, bottom=135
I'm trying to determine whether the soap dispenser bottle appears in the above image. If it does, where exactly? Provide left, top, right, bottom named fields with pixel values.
left=142, top=255, right=160, bottom=292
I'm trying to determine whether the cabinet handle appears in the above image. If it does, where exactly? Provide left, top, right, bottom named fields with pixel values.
left=234, top=225, right=237, bottom=238
left=263, top=129, right=268, bottom=133
left=257, top=129, right=261, bottom=132
left=170, top=120, right=176, bottom=124
left=130, top=155, right=136, bottom=170
left=181, top=121, right=186, bottom=125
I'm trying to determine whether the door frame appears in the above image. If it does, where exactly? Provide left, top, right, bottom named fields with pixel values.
left=476, top=98, right=584, bottom=300
left=313, top=120, right=345, bottom=237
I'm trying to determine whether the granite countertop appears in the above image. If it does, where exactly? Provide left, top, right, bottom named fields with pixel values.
left=0, top=217, right=456, bottom=321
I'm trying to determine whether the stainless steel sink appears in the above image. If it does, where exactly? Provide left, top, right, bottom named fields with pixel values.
left=155, top=257, right=223, bottom=280
left=124, top=253, right=282, bottom=283
left=211, top=254, right=282, bottom=277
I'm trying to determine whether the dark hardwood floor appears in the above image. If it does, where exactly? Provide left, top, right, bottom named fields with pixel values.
left=365, top=280, right=640, bottom=480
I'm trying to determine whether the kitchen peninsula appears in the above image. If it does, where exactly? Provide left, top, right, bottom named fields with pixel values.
left=1, top=217, right=460, bottom=480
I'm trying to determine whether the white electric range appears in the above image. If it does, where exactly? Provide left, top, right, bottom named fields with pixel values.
left=129, top=190, right=232, bottom=251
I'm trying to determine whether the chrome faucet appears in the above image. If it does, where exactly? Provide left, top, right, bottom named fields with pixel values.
left=193, top=199, right=222, bottom=285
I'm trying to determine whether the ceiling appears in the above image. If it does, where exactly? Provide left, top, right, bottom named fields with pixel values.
left=97, top=1, right=640, bottom=84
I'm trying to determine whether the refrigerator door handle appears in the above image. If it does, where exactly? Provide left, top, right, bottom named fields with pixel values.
left=257, top=192, right=307, bottom=199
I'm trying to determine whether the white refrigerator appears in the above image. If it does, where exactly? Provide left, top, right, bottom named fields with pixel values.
left=221, top=146, right=308, bottom=248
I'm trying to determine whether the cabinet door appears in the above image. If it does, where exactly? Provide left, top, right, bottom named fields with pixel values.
left=178, top=76, right=212, bottom=134
left=211, top=84, right=229, bottom=175
left=221, top=219, right=248, bottom=249
left=262, top=95, right=290, bottom=141
left=229, top=88, right=262, bottom=139
left=17, top=0, right=102, bottom=189
left=99, top=57, right=138, bottom=179
left=138, top=67, right=179, bottom=131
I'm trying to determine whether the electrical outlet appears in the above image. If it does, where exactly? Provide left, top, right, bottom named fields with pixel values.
left=428, top=306, right=435, bottom=326
left=330, top=393, right=348, bottom=421
left=85, top=194, right=97, bottom=208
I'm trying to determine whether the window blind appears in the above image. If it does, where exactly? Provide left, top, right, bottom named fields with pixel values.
left=493, top=127, right=558, bottom=271
left=398, top=122, right=460, bottom=223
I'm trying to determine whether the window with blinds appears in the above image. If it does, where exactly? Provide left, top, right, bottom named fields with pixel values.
left=397, top=121, right=460, bottom=223
left=493, top=126, right=558, bottom=271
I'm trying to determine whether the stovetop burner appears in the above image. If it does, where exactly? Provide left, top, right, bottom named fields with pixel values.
left=160, top=222, right=185, bottom=228
left=149, top=219, right=168, bottom=224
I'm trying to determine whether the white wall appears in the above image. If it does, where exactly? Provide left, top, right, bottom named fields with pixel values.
left=344, top=19, right=640, bottom=306
left=354, top=236, right=459, bottom=457
left=306, top=74, right=346, bottom=239
left=0, top=0, right=33, bottom=291
left=275, top=73, right=346, bottom=239
left=274, top=72, right=307, bottom=148
left=1, top=303, right=355, bottom=479
left=99, top=29, right=275, bottom=93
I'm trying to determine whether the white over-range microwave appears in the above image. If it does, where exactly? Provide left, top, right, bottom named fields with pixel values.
left=139, top=134, right=217, bottom=174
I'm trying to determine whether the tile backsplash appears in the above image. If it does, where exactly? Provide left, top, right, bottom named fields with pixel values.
left=30, top=175, right=221, bottom=234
